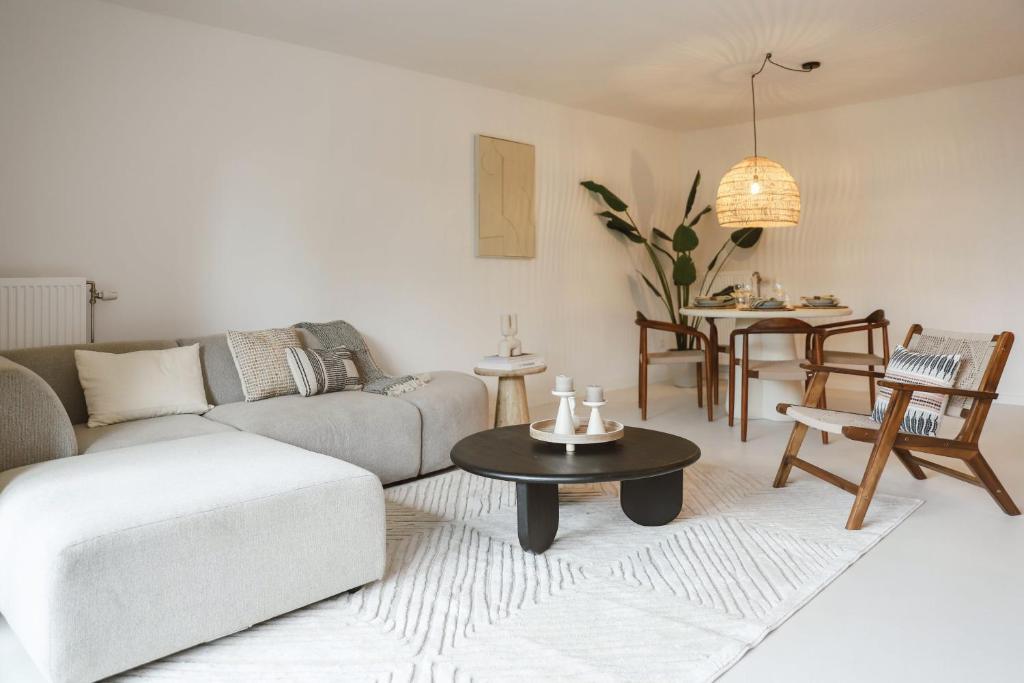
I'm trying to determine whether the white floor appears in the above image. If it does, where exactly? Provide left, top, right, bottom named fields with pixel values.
left=3, top=382, right=1023, bottom=682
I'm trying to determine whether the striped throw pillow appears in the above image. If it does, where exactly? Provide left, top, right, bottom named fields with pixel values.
left=285, top=346, right=362, bottom=397
left=871, top=345, right=961, bottom=436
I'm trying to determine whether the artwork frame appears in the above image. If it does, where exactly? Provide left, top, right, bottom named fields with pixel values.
left=476, top=134, right=536, bottom=258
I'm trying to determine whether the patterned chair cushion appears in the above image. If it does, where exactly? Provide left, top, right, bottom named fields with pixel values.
left=285, top=347, right=362, bottom=397
left=226, top=328, right=301, bottom=402
left=871, top=344, right=961, bottom=436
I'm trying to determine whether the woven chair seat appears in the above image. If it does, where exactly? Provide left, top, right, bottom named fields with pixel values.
left=821, top=350, right=885, bottom=366
left=749, top=359, right=807, bottom=381
left=786, top=405, right=965, bottom=439
left=785, top=406, right=877, bottom=434
left=648, top=350, right=704, bottom=365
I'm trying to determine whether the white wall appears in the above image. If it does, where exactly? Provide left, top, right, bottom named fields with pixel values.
left=0, top=0, right=689, bottom=405
left=5, top=0, right=1021, bottom=407
left=681, top=75, right=1024, bottom=403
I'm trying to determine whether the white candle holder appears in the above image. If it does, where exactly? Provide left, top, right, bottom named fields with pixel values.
left=551, top=390, right=577, bottom=451
left=582, top=400, right=608, bottom=435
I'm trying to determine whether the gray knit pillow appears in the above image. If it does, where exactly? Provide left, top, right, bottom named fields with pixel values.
left=226, top=328, right=300, bottom=402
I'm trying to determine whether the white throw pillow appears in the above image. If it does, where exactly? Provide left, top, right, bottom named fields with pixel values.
left=75, top=344, right=212, bottom=428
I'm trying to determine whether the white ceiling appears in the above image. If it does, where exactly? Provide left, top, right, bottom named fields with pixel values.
left=105, top=0, right=1024, bottom=131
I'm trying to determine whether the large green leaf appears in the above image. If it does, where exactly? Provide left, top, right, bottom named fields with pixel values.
left=672, top=254, right=697, bottom=286
left=651, top=241, right=674, bottom=261
left=651, top=227, right=672, bottom=241
left=672, top=224, right=699, bottom=252
left=580, top=180, right=628, bottom=212
left=640, top=273, right=664, bottom=300
left=597, top=211, right=645, bottom=243
left=730, top=227, right=764, bottom=248
left=684, top=170, right=701, bottom=218
left=687, top=205, right=712, bottom=228
left=644, top=242, right=677, bottom=322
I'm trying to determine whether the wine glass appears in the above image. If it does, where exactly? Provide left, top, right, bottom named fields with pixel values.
left=773, top=282, right=789, bottom=306
left=733, top=282, right=751, bottom=308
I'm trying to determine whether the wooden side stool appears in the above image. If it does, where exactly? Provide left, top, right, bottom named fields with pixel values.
left=474, top=365, right=547, bottom=427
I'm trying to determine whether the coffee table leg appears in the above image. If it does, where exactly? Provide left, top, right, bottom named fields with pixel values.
left=516, top=482, right=558, bottom=553
left=620, top=470, right=683, bottom=526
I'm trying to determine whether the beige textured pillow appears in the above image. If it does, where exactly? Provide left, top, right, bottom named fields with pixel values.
left=74, top=344, right=211, bottom=428
left=226, top=328, right=301, bottom=401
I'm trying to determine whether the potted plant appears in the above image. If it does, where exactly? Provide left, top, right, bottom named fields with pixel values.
left=581, top=172, right=762, bottom=384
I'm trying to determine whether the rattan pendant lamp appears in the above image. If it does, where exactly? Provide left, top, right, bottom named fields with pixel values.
left=715, top=53, right=820, bottom=229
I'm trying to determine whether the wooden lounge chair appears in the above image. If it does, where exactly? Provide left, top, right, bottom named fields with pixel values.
left=774, top=324, right=1018, bottom=530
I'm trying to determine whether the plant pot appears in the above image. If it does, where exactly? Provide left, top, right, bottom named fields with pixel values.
left=668, top=363, right=698, bottom=388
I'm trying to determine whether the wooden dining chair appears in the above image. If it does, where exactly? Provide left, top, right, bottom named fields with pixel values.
left=636, top=312, right=714, bottom=421
left=813, top=309, right=891, bottom=407
left=728, top=318, right=818, bottom=441
left=774, top=325, right=1018, bottom=530
left=810, top=309, right=891, bottom=444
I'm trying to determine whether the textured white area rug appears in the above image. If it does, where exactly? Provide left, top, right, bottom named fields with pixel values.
left=118, top=464, right=921, bottom=682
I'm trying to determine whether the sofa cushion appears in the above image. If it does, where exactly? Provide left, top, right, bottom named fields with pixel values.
left=176, top=334, right=245, bottom=405
left=1, top=340, right=176, bottom=425
left=205, top=392, right=421, bottom=483
left=75, top=414, right=237, bottom=453
left=396, top=371, right=488, bottom=474
left=0, top=432, right=385, bottom=683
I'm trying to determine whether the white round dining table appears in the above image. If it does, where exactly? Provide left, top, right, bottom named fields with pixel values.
left=680, top=305, right=852, bottom=421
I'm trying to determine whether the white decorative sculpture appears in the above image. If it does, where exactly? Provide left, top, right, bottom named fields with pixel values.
left=552, top=375, right=577, bottom=452
left=498, top=313, right=523, bottom=358
left=529, top=377, right=623, bottom=454
left=583, top=385, right=607, bottom=435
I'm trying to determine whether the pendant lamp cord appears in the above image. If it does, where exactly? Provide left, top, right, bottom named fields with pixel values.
left=750, top=53, right=817, bottom=158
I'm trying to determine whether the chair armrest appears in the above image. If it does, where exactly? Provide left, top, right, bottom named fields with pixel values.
left=813, top=318, right=869, bottom=331
left=800, top=363, right=885, bottom=379
left=816, top=323, right=876, bottom=339
left=636, top=319, right=708, bottom=342
left=0, top=357, right=78, bottom=471
left=876, top=380, right=998, bottom=401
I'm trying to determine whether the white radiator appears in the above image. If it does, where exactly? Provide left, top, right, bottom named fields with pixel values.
left=0, top=277, right=90, bottom=351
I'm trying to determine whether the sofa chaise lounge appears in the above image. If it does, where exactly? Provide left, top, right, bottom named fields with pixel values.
left=0, top=332, right=488, bottom=683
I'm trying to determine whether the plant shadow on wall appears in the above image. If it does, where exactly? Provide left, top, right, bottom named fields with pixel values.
left=581, top=173, right=762, bottom=350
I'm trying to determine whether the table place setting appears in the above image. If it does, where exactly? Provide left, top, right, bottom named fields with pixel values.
left=693, top=294, right=735, bottom=308
left=739, top=297, right=792, bottom=311
left=797, top=294, right=843, bottom=309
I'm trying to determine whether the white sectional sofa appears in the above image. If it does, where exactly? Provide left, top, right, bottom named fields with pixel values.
left=0, top=332, right=488, bottom=683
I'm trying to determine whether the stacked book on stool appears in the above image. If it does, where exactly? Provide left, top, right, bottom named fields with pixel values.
left=475, top=353, right=545, bottom=373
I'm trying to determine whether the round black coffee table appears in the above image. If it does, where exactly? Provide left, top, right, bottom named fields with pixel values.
left=450, top=424, right=701, bottom=553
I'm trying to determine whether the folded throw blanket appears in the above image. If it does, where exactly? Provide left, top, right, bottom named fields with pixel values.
left=295, top=320, right=429, bottom=396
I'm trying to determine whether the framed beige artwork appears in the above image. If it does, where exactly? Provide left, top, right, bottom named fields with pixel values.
left=476, top=134, right=535, bottom=258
